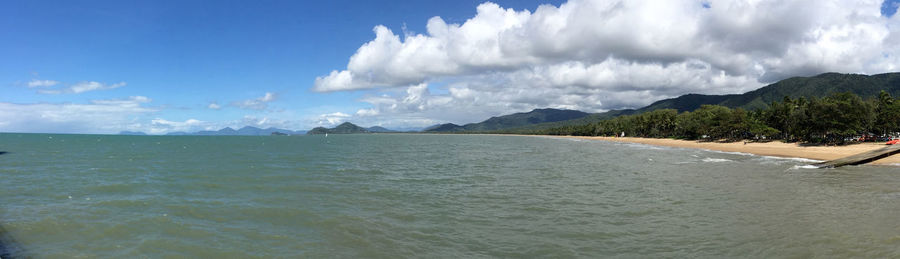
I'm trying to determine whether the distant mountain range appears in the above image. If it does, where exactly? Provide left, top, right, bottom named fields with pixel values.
left=118, top=126, right=306, bottom=136
left=119, top=124, right=404, bottom=136
left=119, top=72, right=900, bottom=136
left=163, top=126, right=306, bottom=136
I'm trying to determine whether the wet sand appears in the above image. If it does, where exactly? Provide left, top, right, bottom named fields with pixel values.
left=549, top=136, right=900, bottom=165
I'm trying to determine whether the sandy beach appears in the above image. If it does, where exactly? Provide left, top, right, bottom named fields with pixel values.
left=548, top=136, right=900, bottom=166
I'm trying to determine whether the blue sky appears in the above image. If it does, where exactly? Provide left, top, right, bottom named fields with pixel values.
left=3, top=0, right=900, bottom=134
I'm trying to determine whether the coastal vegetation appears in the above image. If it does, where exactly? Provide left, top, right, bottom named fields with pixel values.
left=539, top=91, right=900, bottom=145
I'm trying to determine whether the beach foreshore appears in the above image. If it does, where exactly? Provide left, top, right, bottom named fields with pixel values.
left=545, top=136, right=900, bottom=166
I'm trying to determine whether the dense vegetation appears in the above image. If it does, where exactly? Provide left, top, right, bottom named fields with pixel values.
left=540, top=91, right=900, bottom=145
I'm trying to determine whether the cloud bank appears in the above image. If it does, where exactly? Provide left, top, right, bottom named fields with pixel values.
left=315, top=0, right=900, bottom=127
left=0, top=96, right=155, bottom=134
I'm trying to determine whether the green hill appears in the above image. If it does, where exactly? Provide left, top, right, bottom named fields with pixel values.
left=307, top=122, right=370, bottom=135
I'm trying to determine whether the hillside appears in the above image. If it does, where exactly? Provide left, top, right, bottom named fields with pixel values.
left=640, top=72, right=900, bottom=112
left=425, top=108, right=590, bottom=132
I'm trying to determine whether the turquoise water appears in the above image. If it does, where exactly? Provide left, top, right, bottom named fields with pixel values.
left=1, top=133, right=900, bottom=258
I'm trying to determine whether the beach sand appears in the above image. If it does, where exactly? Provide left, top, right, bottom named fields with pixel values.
left=549, top=136, right=900, bottom=166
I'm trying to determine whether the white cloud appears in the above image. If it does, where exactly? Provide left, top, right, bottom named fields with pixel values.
left=208, top=102, right=221, bottom=110
left=315, top=0, right=900, bottom=125
left=36, top=81, right=127, bottom=94
left=232, top=92, right=277, bottom=110
left=27, top=79, right=59, bottom=88
left=0, top=96, right=156, bottom=134
left=70, top=81, right=126, bottom=93
left=315, top=112, right=351, bottom=126
left=146, top=118, right=206, bottom=134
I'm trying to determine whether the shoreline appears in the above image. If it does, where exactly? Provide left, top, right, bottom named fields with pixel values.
left=542, top=135, right=900, bottom=166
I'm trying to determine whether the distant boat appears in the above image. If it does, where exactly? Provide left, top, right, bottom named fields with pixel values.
left=325, top=133, right=328, bottom=137
left=886, top=139, right=898, bottom=145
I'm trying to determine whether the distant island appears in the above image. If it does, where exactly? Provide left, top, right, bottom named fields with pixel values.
left=307, top=122, right=397, bottom=135
left=118, top=131, right=148, bottom=135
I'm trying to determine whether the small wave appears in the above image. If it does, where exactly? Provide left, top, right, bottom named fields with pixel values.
left=705, top=150, right=755, bottom=156
left=789, top=164, right=821, bottom=170
left=618, top=142, right=668, bottom=150
left=760, top=156, right=822, bottom=163
left=701, top=158, right=732, bottom=163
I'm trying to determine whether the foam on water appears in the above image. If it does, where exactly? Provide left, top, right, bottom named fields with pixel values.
left=789, top=164, right=821, bottom=170
left=701, top=157, right=732, bottom=163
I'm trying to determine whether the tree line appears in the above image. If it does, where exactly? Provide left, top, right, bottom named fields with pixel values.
left=539, top=91, right=900, bottom=144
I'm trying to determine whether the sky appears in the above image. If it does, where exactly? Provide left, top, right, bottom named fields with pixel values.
left=4, top=0, right=900, bottom=134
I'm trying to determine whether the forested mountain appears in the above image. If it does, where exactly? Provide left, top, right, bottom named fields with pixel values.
left=640, top=72, right=900, bottom=112
left=436, top=72, right=900, bottom=133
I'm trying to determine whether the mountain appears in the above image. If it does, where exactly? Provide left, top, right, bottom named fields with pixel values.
left=164, top=126, right=305, bottom=136
left=426, top=72, right=900, bottom=133
left=498, top=109, right=637, bottom=133
left=424, top=123, right=465, bottom=132
left=425, top=108, right=590, bottom=132
left=366, top=126, right=398, bottom=133
left=307, top=122, right=370, bottom=135
left=118, top=131, right=147, bottom=135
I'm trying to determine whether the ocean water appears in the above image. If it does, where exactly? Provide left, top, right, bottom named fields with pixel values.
left=1, top=133, right=900, bottom=258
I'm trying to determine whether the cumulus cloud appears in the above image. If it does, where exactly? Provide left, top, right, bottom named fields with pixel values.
left=232, top=92, right=277, bottom=110
left=208, top=102, right=221, bottom=110
left=315, top=0, right=900, bottom=125
left=0, top=96, right=156, bottom=134
left=27, top=79, right=59, bottom=88
left=36, top=81, right=127, bottom=94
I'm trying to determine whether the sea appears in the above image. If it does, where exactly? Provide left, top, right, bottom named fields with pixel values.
left=1, top=133, right=899, bottom=258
